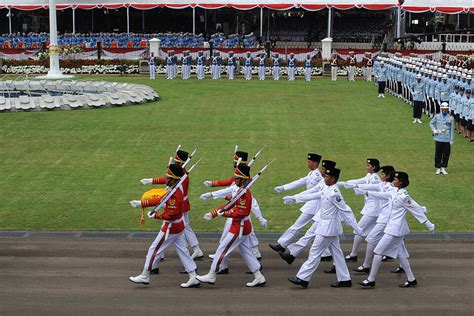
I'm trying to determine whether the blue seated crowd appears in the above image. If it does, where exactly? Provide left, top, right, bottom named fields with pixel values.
left=0, top=32, right=257, bottom=49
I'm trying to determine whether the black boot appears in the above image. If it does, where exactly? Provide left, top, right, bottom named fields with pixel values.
left=217, top=268, right=229, bottom=275
left=288, top=276, right=308, bottom=288
left=344, top=255, right=357, bottom=262
left=321, top=255, right=333, bottom=262
left=399, top=279, right=417, bottom=288
left=330, top=280, right=352, bottom=288
left=358, top=279, right=375, bottom=287
left=269, top=243, right=285, bottom=253
left=391, top=267, right=405, bottom=274
left=278, top=251, right=295, bottom=265
left=324, top=265, right=336, bottom=274
left=353, top=266, right=370, bottom=274
left=150, top=268, right=160, bottom=275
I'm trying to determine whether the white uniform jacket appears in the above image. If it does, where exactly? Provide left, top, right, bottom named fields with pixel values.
left=294, top=184, right=358, bottom=237
left=348, top=173, right=381, bottom=217
left=282, top=169, right=323, bottom=215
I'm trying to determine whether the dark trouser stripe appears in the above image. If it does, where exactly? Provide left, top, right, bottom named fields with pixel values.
left=215, top=233, right=238, bottom=272
left=148, top=234, right=166, bottom=272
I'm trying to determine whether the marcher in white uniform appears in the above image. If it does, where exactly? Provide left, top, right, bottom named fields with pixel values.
left=227, top=51, right=236, bottom=80
left=196, top=51, right=206, bottom=80
left=211, top=52, right=219, bottom=80
left=276, top=160, right=338, bottom=265
left=339, top=158, right=381, bottom=262
left=258, top=54, right=266, bottom=80
left=347, top=51, right=356, bottom=82
left=287, top=53, right=297, bottom=81
left=350, top=165, right=397, bottom=274
left=243, top=52, right=253, bottom=80
left=359, top=171, right=435, bottom=288
left=149, top=53, right=156, bottom=80
left=304, top=54, right=313, bottom=82
left=272, top=53, right=281, bottom=81
left=286, top=168, right=363, bottom=288
left=166, top=52, right=174, bottom=80
left=197, top=164, right=266, bottom=287
left=330, top=53, right=338, bottom=81
left=128, top=164, right=199, bottom=288
left=270, top=153, right=324, bottom=252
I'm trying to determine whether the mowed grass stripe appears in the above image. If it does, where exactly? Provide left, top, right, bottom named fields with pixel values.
left=0, top=76, right=472, bottom=232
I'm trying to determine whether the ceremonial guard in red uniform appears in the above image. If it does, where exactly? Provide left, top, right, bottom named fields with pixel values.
left=197, top=164, right=266, bottom=287
left=140, top=149, right=203, bottom=260
left=129, top=164, right=200, bottom=288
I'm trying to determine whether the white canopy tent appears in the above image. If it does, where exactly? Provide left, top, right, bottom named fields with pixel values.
left=402, top=0, right=474, bottom=14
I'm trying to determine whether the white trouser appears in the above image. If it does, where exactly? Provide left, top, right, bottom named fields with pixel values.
left=244, top=66, right=252, bottom=80
left=220, top=217, right=258, bottom=248
left=211, top=65, right=218, bottom=79
left=145, top=230, right=197, bottom=273
left=288, top=67, right=295, bottom=81
left=305, top=68, right=311, bottom=81
left=374, top=233, right=409, bottom=259
left=197, top=65, right=205, bottom=79
left=356, top=214, right=378, bottom=237
left=331, top=66, right=337, bottom=81
left=172, top=65, right=176, bottom=78
left=297, top=234, right=351, bottom=282
left=149, top=65, right=155, bottom=79
left=218, top=66, right=222, bottom=78
left=182, top=212, right=199, bottom=248
left=287, top=221, right=331, bottom=257
left=273, top=66, right=280, bottom=80
left=227, top=66, right=234, bottom=80
left=166, top=65, right=173, bottom=79
left=210, top=233, right=260, bottom=273
left=181, top=65, right=187, bottom=79
left=366, top=67, right=372, bottom=81
left=258, top=67, right=265, bottom=80
left=365, top=222, right=386, bottom=244
left=277, top=212, right=314, bottom=248
left=348, top=65, right=355, bottom=81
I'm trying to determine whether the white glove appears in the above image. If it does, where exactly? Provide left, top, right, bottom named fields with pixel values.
left=258, top=217, right=268, bottom=227
left=130, top=200, right=141, bottom=208
left=450, top=141, right=453, bottom=145
left=140, top=178, right=153, bottom=185
left=425, top=220, right=435, bottom=233
left=274, top=186, right=284, bottom=193
left=217, top=211, right=223, bottom=217
left=283, top=196, right=296, bottom=205
left=336, top=181, right=346, bottom=187
left=354, top=226, right=363, bottom=236
left=200, top=192, right=212, bottom=201
left=354, top=188, right=366, bottom=196
left=147, top=210, right=155, bottom=218
left=203, top=213, right=212, bottom=221
left=343, top=182, right=356, bottom=189
left=432, top=129, right=438, bottom=135
left=203, top=181, right=212, bottom=188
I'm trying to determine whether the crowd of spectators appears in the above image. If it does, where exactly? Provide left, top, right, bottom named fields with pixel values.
left=0, top=32, right=257, bottom=49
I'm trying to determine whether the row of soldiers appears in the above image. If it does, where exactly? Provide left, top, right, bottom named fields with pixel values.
left=127, top=148, right=435, bottom=289
left=373, top=54, right=473, bottom=141
left=150, top=50, right=377, bottom=82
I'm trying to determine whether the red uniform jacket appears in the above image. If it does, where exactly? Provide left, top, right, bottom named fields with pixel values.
left=363, top=57, right=373, bottom=67
left=210, top=177, right=234, bottom=187
left=211, top=190, right=252, bottom=236
left=141, top=188, right=185, bottom=234
left=152, top=168, right=190, bottom=212
left=347, top=56, right=356, bottom=66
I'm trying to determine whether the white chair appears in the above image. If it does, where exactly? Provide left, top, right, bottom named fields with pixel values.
left=83, top=93, right=109, bottom=108
left=102, top=92, right=128, bottom=106
left=39, top=95, right=60, bottom=110
left=62, top=94, right=86, bottom=109
left=0, top=96, right=11, bottom=111
left=15, top=95, right=37, bottom=110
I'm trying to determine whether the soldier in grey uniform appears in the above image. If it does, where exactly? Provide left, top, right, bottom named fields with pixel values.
left=287, top=53, right=297, bottom=81
left=304, top=54, right=313, bottom=82
left=272, top=53, right=281, bottom=81
left=330, top=53, right=338, bottom=81
left=243, top=52, right=253, bottom=80
left=196, top=50, right=206, bottom=80
left=429, top=102, right=455, bottom=175
left=258, top=53, right=266, bottom=81
left=227, top=51, right=236, bottom=80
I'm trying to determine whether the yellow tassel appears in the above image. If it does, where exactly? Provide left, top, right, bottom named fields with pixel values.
left=140, top=208, right=145, bottom=226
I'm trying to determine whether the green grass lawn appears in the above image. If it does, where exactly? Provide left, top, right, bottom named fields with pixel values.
left=0, top=76, right=472, bottom=232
